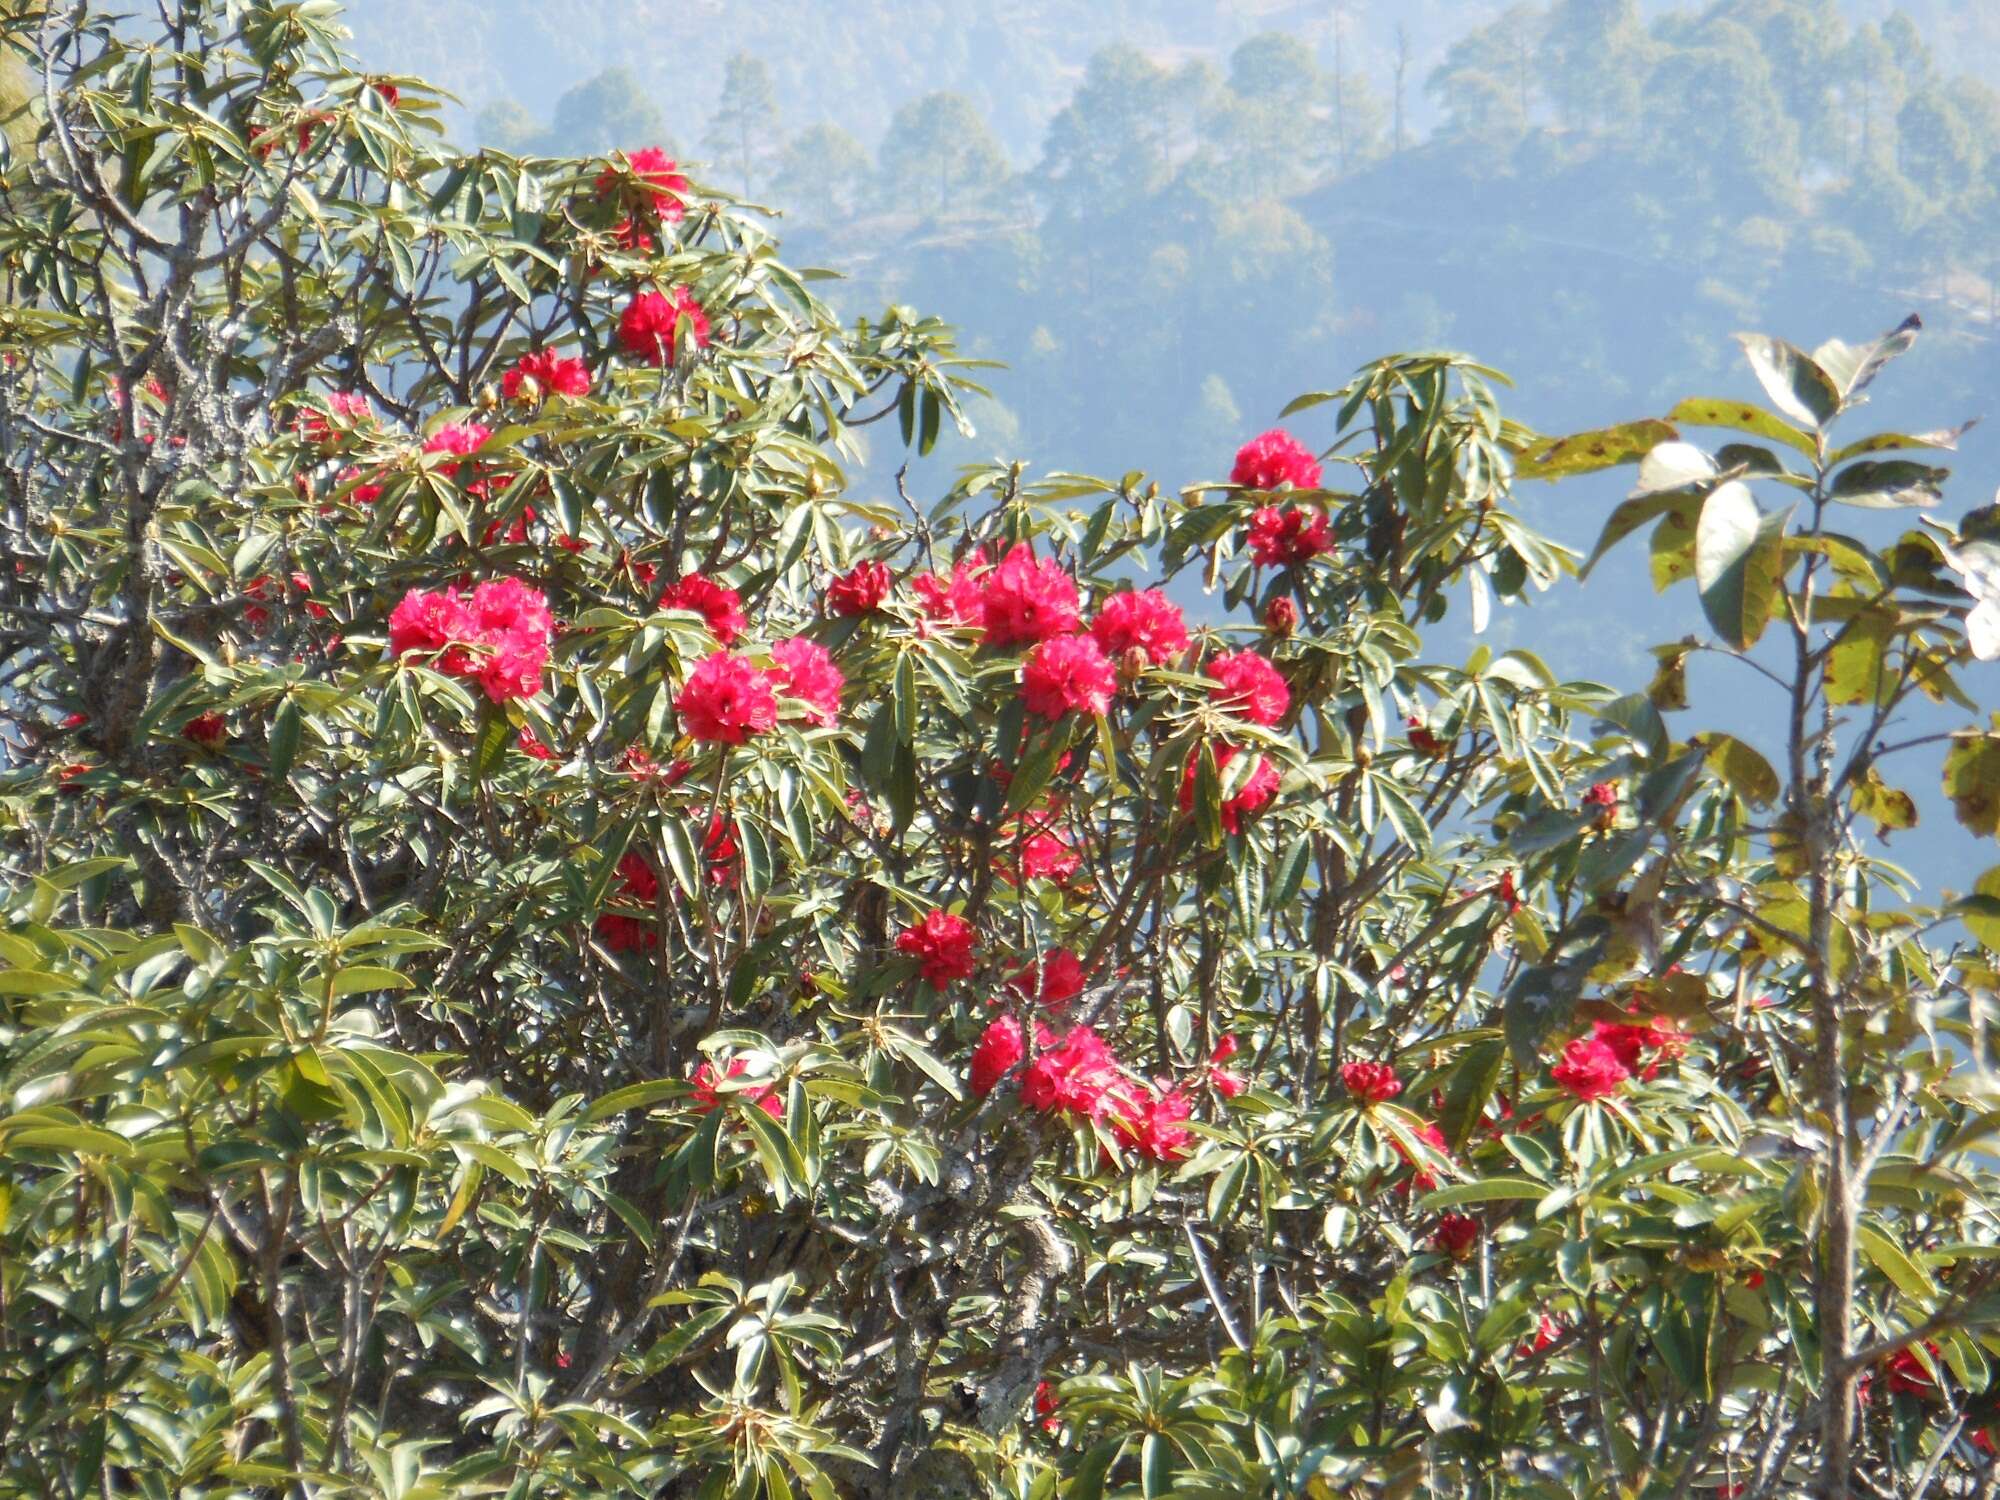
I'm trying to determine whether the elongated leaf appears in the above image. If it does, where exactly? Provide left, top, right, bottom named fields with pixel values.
left=1735, top=333, right=1840, bottom=429
left=1512, top=419, right=1679, bottom=481
left=1667, top=397, right=1816, bottom=459
left=1693, top=483, right=1790, bottom=649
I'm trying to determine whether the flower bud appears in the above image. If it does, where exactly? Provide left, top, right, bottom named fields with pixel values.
left=1264, top=596, right=1298, bottom=638
left=1116, top=644, right=1149, bottom=686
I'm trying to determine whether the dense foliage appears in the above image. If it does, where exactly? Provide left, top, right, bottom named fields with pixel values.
left=6, top=5, right=2000, bottom=1500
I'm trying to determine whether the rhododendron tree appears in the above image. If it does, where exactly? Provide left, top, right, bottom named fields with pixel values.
left=4, top=8, right=2000, bottom=1500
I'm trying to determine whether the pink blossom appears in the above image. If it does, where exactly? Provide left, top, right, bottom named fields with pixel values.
left=675, top=652, right=778, bottom=744
left=1207, top=649, right=1289, bottom=726
left=770, top=637, right=843, bottom=725
left=1022, top=634, right=1116, bottom=719
left=1089, top=589, right=1188, bottom=665
left=1231, top=429, right=1322, bottom=491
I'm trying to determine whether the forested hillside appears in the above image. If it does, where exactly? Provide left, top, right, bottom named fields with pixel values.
left=340, top=0, right=2000, bottom=886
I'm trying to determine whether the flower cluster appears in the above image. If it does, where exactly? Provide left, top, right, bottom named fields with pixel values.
left=826, top=560, right=892, bottom=616
left=980, top=542, right=1082, bottom=646
left=659, top=573, right=745, bottom=644
left=1179, top=743, right=1281, bottom=833
left=1231, top=428, right=1322, bottom=491
left=1208, top=649, right=1290, bottom=726
left=1022, top=634, right=1116, bottom=719
left=388, top=577, right=554, bottom=702
left=690, top=1057, right=784, bottom=1119
left=896, top=910, right=978, bottom=986
left=503, top=349, right=591, bottom=403
left=770, top=638, right=844, bottom=726
left=1551, top=1035, right=1628, bottom=1101
left=619, top=286, right=710, bottom=363
left=675, top=652, right=779, bottom=744
left=1089, top=588, right=1188, bottom=665
left=970, top=1018, right=1192, bottom=1162
left=1246, top=506, right=1332, bottom=566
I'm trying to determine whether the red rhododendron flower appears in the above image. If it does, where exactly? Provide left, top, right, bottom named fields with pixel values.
left=1583, top=781, right=1619, bottom=810
left=896, top=909, right=978, bottom=986
left=389, top=578, right=555, bottom=703
left=1434, top=1212, right=1481, bottom=1258
left=827, top=560, right=893, bottom=616
left=1394, top=1120, right=1451, bottom=1191
left=480, top=505, right=535, bottom=548
left=503, top=349, right=591, bottom=402
left=594, top=147, right=689, bottom=221
left=1207, top=649, right=1289, bottom=726
left=1592, top=1016, right=1686, bottom=1081
left=290, top=571, right=330, bottom=619
left=619, top=286, right=710, bottom=363
left=1246, top=506, right=1332, bottom=566
left=1004, top=949, right=1086, bottom=1009
left=1231, top=428, right=1322, bottom=491
left=1551, top=1036, right=1630, bottom=1101
left=1341, top=1060, right=1402, bottom=1105
left=912, top=550, right=991, bottom=627
left=770, top=637, right=844, bottom=725
left=516, top=725, right=555, bottom=761
left=1264, top=596, right=1299, bottom=637
left=1016, top=828, right=1080, bottom=888
left=183, top=712, right=226, bottom=747
left=1179, top=743, right=1280, bottom=833
left=1407, top=714, right=1449, bottom=757
left=595, top=852, right=660, bottom=952
left=338, top=466, right=384, bottom=506
left=1032, top=1379, right=1060, bottom=1433
left=464, top=577, right=556, bottom=701
left=1117, top=1088, right=1194, bottom=1161
left=1490, top=869, right=1523, bottom=912
left=60, top=711, right=87, bottom=729
left=1516, top=1313, right=1564, bottom=1358
left=1022, top=634, right=1116, bottom=719
left=1021, top=1027, right=1131, bottom=1120
left=1884, top=1342, right=1942, bottom=1397
left=422, top=421, right=490, bottom=475
left=701, top=810, right=740, bottom=884
left=658, top=572, right=745, bottom=644
left=971, top=1015, right=1029, bottom=1097
left=691, top=1057, right=784, bottom=1119
left=1208, top=1035, right=1248, bottom=1098
left=297, top=390, right=371, bottom=446
left=981, top=542, right=1081, bottom=647
left=1089, top=589, right=1188, bottom=665
left=675, top=652, right=778, bottom=744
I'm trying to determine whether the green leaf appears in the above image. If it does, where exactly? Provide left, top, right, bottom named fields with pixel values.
left=1943, top=733, right=2000, bottom=838
left=1961, top=869, right=2000, bottom=950
left=266, top=697, right=302, bottom=784
left=1812, top=314, right=1920, bottom=402
left=1439, top=1039, right=1507, bottom=1149
left=1581, top=494, right=1698, bottom=581
left=1698, top=733, right=1779, bottom=807
left=1512, top=419, right=1680, bottom=481
left=1859, top=1222, right=1937, bottom=1305
left=473, top=708, right=512, bottom=784
left=327, top=966, right=414, bottom=998
left=1417, top=1178, right=1546, bottom=1211
left=1828, top=459, right=1948, bottom=510
left=1666, top=397, right=1816, bottom=459
left=1734, top=333, right=1840, bottom=430
left=1504, top=935, right=1602, bottom=1069
left=1693, top=482, right=1791, bottom=650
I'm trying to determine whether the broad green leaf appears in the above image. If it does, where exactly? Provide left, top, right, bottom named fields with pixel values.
left=1693, top=482, right=1790, bottom=650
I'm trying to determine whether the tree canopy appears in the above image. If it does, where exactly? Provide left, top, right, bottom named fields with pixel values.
left=5, top=5, right=2000, bottom=1500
